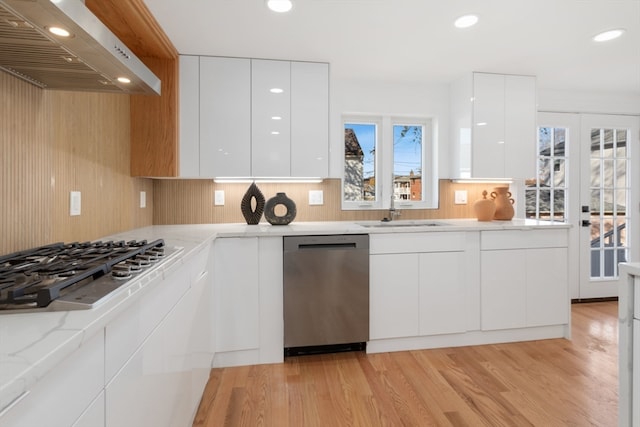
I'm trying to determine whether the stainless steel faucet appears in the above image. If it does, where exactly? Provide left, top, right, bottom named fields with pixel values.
left=388, top=194, right=401, bottom=221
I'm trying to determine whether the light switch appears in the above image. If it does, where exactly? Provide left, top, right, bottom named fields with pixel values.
left=140, top=191, right=146, bottom=208
left=70, top=191, right=81, bottom=216
left=214, top=190, right=225, bottom=206
left=454, top=190, right=468, bottom=205
left=309, top=190, right=323, bottom=205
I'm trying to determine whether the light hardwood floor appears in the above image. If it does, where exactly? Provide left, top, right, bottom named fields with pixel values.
left=193, top=302, right=618, bottom=426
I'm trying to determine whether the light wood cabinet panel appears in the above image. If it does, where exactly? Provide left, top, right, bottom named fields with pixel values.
left=86, top=0, right=181, bottom=178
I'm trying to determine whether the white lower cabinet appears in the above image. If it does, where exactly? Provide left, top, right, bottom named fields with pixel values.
left=214, top=237, right=260, bottom=353
left=369, top=232, right=469, bottom=340
left=106, top=285, right=194, bottom=427
left=370, top=253, right=420, bottom=339
left=212, top=236, right=283, bottom=367
left=72, top=392, right=105, bottom=427
left=480, top=230, right=569, bottom=331
left=419, top=251, right=467, bottom=335
left=104, top=244, right=213, bottom=427
left=0, top=331, right=104, bottom=427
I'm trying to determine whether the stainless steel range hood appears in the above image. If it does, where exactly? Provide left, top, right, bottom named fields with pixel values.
left=0, top=0, right=161, bottom=95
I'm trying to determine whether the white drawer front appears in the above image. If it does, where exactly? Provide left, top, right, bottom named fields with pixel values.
left=481, top=229, right=568, bottom=250
left=370, top=232, right=466, bottom=254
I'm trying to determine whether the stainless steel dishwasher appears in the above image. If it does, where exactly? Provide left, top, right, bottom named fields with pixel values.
left=283, top=234, right=369, bottom=355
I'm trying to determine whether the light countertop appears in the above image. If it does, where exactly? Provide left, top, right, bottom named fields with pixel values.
left=0, top=218, right=570, bottom=411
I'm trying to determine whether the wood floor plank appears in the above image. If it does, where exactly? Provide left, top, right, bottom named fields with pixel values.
left=193, top=302, right=619, bottom=426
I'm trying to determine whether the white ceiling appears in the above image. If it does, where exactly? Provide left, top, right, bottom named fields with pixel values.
left=142, top=0, right=640, bottom=94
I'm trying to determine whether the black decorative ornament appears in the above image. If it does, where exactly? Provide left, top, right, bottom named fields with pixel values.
left=264, top=192, right=297, bottom=225
left=240, top=182, right=265, bottom=225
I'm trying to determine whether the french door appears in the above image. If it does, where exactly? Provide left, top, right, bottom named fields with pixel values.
left=533, top=113, right=639, bottom=299
left=579, top=114, right=639, bottom=298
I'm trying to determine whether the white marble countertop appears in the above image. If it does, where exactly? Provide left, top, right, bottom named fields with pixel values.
left=0, top=218, right=569, bottom=411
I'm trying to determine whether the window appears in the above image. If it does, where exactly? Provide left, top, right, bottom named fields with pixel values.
left=526, top=127, right=568, bottom=221
left=343, top=115, right=437, bottom=210
left=343, top=120, right=379, bottom=203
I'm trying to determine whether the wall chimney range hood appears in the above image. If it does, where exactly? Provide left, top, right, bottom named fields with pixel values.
left=0, top=0, right=161, bottom=95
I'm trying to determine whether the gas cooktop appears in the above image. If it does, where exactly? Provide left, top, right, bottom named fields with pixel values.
left=0, top=239, right=183, bottom=312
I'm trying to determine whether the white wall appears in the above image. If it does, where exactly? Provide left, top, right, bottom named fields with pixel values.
left=329, top=76, right=451, bottom=179
left=538, top=89, right=640, bottom=115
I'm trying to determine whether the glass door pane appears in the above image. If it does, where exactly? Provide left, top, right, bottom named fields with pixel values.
left=526, top=126, right=567, bottom=221
left=589, top=128, right=628, bottom=279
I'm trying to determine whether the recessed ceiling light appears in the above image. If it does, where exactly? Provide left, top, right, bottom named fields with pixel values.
left=272, top=116, right=282, bottom=120
left=267, top=0, right=293, bottom=13
left=270, top=88, right=284, bottom=94
left=117, top=77, right=131, bottom=84
left=593, top=29, right=625, bottom=42
left=454, top=14, right=478, bottom=29
left=48, top=26, right=71, bottom=37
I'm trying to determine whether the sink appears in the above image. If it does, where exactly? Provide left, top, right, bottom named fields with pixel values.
left=358, top=220, right=450, bottom=228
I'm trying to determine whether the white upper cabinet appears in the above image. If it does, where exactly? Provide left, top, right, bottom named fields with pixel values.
left=178, top=55, right=329, bottom=178
left=251, top=60, right=292, bottom=177
left=450, top=72, right=536, bottom=179
left=290, top=61, right=329, bottom=177
left=200, top=56, right=252, bottom=177
left=178, top=55, right=200, bottom=178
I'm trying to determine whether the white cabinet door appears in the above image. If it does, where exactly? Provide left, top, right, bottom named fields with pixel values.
left=199, top=56, right=251, bottom=177
left=526, top=248, right=569, bottom=327
left=179, top=55, right=200, bottom=177
left=419, top=251, right=467, bottom=335
left=504, top=75, right=536, bottom=178
left=481, top=231, right=569, bottom=331
left=473, top=72, right=505, bottom=178
left=450, top=72, right=536, bottom=179
left=214, top=237, right=260, bottom=352
left=0, top=332, right=104, bottom=427
left=290, top=61, right=329, bottom=177
left=370, top=253, right=420, bottom=339
left=106, top=289, right=194, bottom=427
left=251, top=59, right=291, bottom=177
left=481, top=249, right=527, bottom=330
left=189, top=254, right=214, bottom=416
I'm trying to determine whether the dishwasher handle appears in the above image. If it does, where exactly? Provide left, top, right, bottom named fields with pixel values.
left=284, top=234, right=369, bottom=253
left=298, top=242, right=357, bottom=250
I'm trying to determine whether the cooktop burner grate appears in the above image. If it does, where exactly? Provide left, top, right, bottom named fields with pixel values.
left=0, top=239, right=173, bottom=310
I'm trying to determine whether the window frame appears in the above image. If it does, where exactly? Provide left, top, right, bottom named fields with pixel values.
left=341, top=114, right=438, bottom=211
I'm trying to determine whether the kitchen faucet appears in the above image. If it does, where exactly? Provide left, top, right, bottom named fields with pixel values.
left=388, top=194, right=401, bottom=221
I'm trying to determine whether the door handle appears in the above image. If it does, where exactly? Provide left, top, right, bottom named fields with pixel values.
left=582, top=220, right=591, bottom=227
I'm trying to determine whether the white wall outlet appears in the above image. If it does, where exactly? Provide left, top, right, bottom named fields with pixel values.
left=140, top=191, right=146, bottom=208
left=70, top=191, right=81, bottom=216
left=214, top=190, right=225, bottom=206
left=309, top=190, right=324, bottom=205
left=454, top=190, right=468, bottom=205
